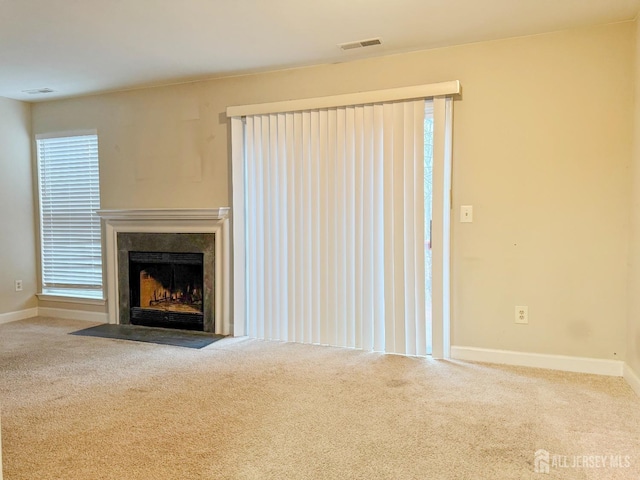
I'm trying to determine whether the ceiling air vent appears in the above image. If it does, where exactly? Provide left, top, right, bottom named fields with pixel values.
left=339, top=38, right=382, bottom=51
left=22, top=88, right=55, bottom=95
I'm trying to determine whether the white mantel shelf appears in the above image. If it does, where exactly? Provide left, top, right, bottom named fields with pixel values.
left=96, top=208, right=230, bottom=221
left=97, top=207, right=232, bottom=335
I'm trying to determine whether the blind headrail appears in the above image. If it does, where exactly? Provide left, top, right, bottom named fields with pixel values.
left=36, top=129, right=97, bottom=140
left=226, top=80, right=460, bottom=117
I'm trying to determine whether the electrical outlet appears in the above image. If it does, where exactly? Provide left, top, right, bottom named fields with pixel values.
left=515, top=306, right=528, bottom=324
left=15, top=280, right=23, bottom=292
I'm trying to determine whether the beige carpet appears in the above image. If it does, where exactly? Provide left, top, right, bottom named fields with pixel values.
left=1, top=317, right=639, bottom=479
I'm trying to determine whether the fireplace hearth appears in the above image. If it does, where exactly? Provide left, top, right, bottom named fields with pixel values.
left=129, top=251, right=204, bottom=330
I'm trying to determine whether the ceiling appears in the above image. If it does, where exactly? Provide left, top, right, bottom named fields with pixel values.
left=1, top=0, right=639, bottom=102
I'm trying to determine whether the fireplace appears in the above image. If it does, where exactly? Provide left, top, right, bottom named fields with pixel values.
left=116, top=232, right=216, bottom=332
left=97, top=208, right=231, bottom=335
left=129, top=251, right=205, bottom=330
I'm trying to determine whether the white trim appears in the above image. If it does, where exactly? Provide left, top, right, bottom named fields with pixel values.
left=35, top=129, right=97, bottom=140
left=36, top=293, right=106, bottom=305
left=226, top=81, right=460, bottom=117
left=0, top=409, right=3, bottom=480
left=96, top=208, right=230, bottom=221
left=230, top=117, right=246, bottom=337
left=451, top=346, right=624, bottom=376
left=443, top=98, right=453, bottom=358
left=0, top=307, right=38, bottom=325
left=97, top=208, right=231, bottom=335
left=430, top=97, right=453, bottom=359
left=37, top=307, right=108, bottom=323
left=623, top=363, right=640, bottom=397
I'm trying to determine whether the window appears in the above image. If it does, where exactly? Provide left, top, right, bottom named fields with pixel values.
left=36, top=132, right=103, bottom=299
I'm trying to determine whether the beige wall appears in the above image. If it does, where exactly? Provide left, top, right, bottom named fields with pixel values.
left=450, top=25, right=633, bottom=359
left=31, top=22, right=634, bottom=359
left=628, top=21, right=640, bottom=375
left=0, top=97, right=37, bottom=314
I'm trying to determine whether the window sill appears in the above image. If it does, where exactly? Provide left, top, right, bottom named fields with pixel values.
left=37, top=292, right=106, bottom=306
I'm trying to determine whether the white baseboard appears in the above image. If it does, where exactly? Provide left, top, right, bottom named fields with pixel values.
left=37, top=307, right=108, bottom=324
left=623, top=363, right=640, bottom=397
left=0, top=307, right=38, bottom=325
left=450, top=346, right=624, bottom=377
left=0, top=307, right=108, bottom=325
left=0, top=409, right=3, bottom=480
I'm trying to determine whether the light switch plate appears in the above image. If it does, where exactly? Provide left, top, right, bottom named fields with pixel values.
left=460, top=205, right=473, bottom=223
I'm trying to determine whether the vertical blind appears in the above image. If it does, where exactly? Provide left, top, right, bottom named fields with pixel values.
left=243, top=99, right=427, bottom=355
left=37, top=133, right=103, bottom=297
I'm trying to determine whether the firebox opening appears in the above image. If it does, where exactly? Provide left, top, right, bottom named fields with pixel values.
left=129, top=251, right=204, bottom=331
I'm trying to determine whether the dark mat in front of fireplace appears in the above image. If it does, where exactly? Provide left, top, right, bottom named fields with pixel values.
left=70, top=324, right=225, bottom=349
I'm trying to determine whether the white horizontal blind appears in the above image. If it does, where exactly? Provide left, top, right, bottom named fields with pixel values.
left=37, top=134, right=103, bottom=297
left=243, top=99, right=426, bottom=355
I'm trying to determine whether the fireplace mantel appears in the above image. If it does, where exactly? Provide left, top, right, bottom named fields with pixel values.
left=97, top=208, right=230, bottom=221
left=97, top=208, right=231, bottom=335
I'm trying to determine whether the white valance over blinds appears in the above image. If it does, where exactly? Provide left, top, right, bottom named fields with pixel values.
left=37, top=132, right=103, bottom=297
left=227, top=80, right=459, bottom=117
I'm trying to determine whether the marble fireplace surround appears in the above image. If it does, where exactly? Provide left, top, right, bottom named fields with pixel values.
left=97, top=208, right=231, bottom=335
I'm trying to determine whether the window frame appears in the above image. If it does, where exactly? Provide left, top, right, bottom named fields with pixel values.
left=35, top=130, right=105, bottom=303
